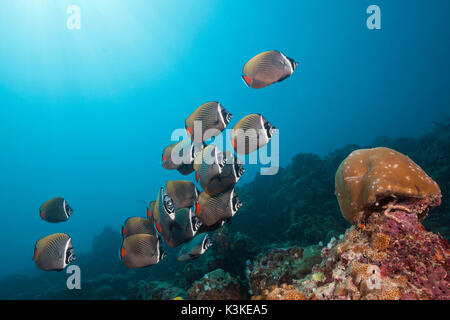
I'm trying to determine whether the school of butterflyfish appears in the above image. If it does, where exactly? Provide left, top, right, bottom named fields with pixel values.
left=32, top=50, right=298, bottom=271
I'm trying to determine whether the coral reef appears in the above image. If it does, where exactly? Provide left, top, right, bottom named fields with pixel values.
left=247, top=145, right=449, bottom=300
left=175, top=259, right=211, bottom=290
left=246, top=245, right=321, bottom=296
left=127, top=280, right=186, bottom=300
left=187, top=268, right=248, bottom=300
left=290, top=148, right=448, bottom=300
left=296, top=209, right=449, bottom=300
left=208, top=227, right=259, bottom=279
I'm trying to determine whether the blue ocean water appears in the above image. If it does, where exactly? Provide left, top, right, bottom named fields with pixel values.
left=0, top=0, right=449, bottom=281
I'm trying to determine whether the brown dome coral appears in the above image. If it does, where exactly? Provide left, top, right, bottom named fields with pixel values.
left=335, top=147, right=441, bottom=224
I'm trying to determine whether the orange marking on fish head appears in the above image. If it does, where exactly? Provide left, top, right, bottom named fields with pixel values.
left=147, top=208, right=153, bottom=220
left=121, top=226, right=127, bottom=237
left=242, top=75, right=252, bottom=87
left=156, top=221, right=162, bottom=233
left=195, top=201, right=202, bottom=216
left=32, top=248, right=38, bottom=261
left=232, top=138, right=237, bottom=151
left=185, top=125, right=193, bottom=136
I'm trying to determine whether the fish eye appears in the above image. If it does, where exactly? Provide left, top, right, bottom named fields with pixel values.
left=288, top=57, right=298, bottom=70
left=232, top=195, right=242, bottom=212
left=159, top=247, right=167, bottom=261
left=191, top=145, right=196, bottom=160
left=65, top=203, right=73, bottom=216
left=234, top=162, right=244, bottom=178
left=203, top=237, right=212, bottom=250
left=221, top=109, right=232, bottom=125
left=65, top=248, right=76, bottom=264
left=163, top=195, right=174, bottom=213
left=219, top=157, right=226, bottom=169
left=264, top=122, right=274, bottom=139
left=191, top=216, right=201, bottom=232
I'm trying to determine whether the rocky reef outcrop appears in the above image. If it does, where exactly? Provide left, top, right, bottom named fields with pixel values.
left=297, top=219, right=449, bottom=300
left=187, top=268, right=248, bottom=300
left=252, top=146, right=449, bottom=300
